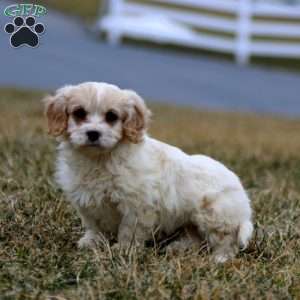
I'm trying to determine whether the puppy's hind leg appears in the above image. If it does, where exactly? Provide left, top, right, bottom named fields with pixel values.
left=192, top=190, right=253, bottom=263
left=207, top=230, right=239, bottom=263
left=78, top=229, right=102, bottom=249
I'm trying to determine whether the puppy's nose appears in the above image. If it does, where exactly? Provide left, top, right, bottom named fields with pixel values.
left=86, top=130, right=100, bottom=142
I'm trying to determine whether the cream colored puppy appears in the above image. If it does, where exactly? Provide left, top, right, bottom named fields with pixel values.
left=44, top=82, right=253, bottom=262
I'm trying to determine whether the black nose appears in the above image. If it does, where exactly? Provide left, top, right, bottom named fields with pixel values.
left=86, top=130, right=100, bottom=142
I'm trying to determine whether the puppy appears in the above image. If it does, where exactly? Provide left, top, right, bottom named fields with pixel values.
left=44, top=82, right=253, bottom=262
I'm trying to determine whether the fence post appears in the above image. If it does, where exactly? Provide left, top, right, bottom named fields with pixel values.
left=236, top=0, right=252, bottom=65
left=106, top=0, right=124, bottom=45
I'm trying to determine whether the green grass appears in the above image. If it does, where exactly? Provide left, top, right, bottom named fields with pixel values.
left=0, top=88, right=300, bottom=299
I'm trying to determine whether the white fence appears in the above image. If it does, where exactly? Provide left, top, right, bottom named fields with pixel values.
left=97, top=0, right=300, bottom=64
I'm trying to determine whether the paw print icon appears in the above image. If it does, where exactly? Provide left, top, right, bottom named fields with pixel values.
left=4, top=16, right=45, bottom=48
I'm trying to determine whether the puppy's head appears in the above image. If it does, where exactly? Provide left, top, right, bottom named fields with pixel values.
left=43, top=82, right=151, bottom=152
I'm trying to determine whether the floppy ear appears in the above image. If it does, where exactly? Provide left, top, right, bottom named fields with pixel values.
left=43, top=92, right=69, bottom=137
left=123, top=90, right=151, bottom=143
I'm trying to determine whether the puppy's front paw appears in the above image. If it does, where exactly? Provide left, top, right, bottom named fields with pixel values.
left=213, top=251, right=235, bottom=263
left=78, top=232, right=99, bottom=249
left=213, top=253, right=230, bottom=263
left=78, top=236, right=96, bottom=249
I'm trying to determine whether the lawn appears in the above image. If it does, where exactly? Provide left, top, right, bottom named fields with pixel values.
left=0, top=88, right=300, bottom=299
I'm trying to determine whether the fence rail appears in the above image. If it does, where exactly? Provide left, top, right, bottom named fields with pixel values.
left=97, top=0, right=300, bottom=64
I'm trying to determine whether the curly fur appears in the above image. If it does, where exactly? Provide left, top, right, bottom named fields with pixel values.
left=44, top=82, right=253, bottom=263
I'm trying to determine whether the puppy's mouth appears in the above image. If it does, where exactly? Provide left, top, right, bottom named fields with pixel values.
left=86, top=142, right=100, bottom=146
left=82, top=141, right=112, bottom=151
left=83, top=142, right=102, bottom=148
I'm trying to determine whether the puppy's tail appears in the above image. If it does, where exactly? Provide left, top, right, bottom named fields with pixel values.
left=238, top=220, right=253, bottom=250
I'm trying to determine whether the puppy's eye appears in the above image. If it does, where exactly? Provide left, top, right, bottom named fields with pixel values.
left=105, top=110, right=119, bottom=124
left=72, top=107, right=87, bottom=120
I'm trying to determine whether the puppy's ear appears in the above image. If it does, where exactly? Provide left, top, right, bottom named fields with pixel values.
left=123, top=90, right=151, bottom=143
left=43, top=90, right=69, bottom=137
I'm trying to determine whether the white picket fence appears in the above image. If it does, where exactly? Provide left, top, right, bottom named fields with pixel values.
left=97, top=0, right=300, bottom=64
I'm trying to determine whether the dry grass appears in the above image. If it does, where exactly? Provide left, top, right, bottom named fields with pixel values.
left=0, top=88, right=300, bottom=300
